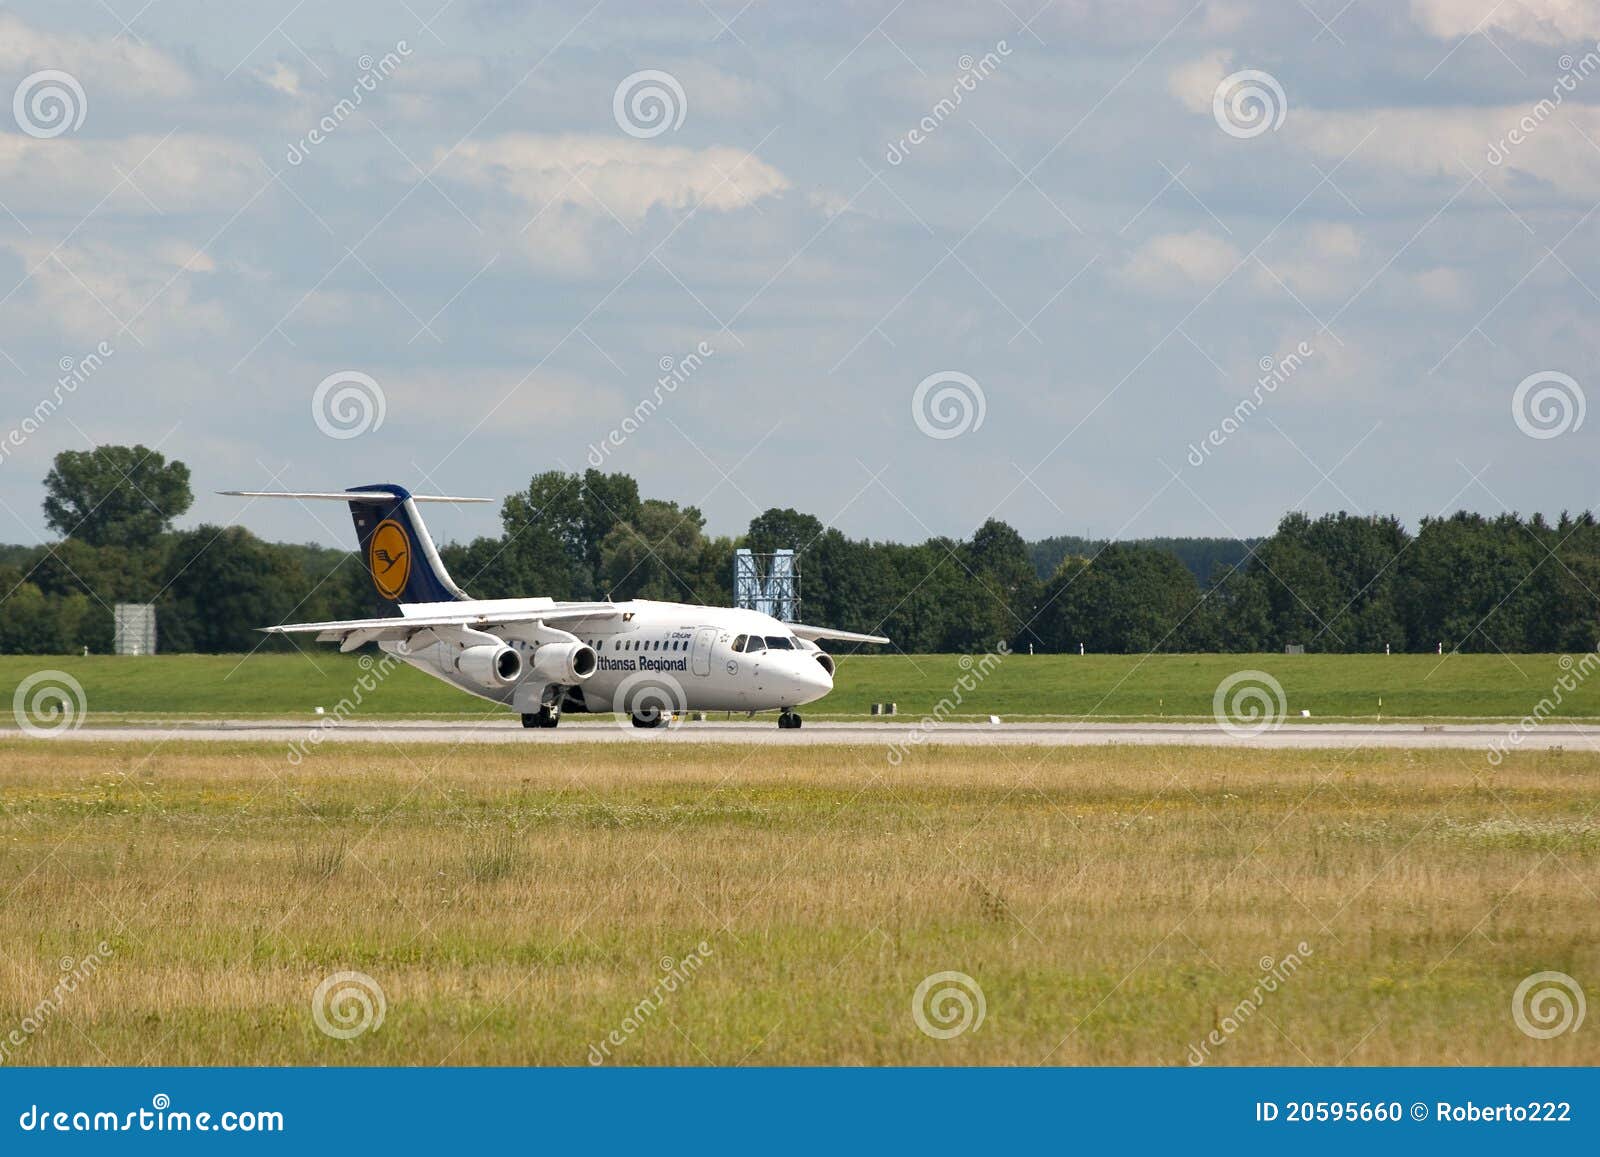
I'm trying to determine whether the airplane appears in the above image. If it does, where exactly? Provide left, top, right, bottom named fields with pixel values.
left=220, top=483, right=889, bottom=729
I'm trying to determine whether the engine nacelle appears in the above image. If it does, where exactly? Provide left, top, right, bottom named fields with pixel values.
left=795, top=637, right=835, bottom=677
left=454, top=643, right=524, bottom=688
left=527, top=641, right=597, bottom=684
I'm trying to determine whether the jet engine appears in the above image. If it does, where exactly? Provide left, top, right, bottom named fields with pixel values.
left=527, top=641, right=598, bottom=684
left=795, top=637, right=835, bottom=677
left=453, top=643, right=524, bottom=688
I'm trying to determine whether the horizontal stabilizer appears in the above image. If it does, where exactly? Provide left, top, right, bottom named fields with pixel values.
left=219, top=490, right=492, bottom=503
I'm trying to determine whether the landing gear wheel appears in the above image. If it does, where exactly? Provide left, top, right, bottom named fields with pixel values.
left=778, top=711, right=801, bottom=730
left=522, top=706, right=561, bottom=729
left=631, top=707, right=667, bottom=729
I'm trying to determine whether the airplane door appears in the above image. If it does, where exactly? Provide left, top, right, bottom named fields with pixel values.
left=690, top=627, right=717, bottom=677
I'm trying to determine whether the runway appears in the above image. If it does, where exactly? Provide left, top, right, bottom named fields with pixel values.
left=1, top=718, right=1585, bottom=751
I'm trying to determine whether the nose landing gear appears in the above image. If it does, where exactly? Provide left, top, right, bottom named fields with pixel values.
left=778, top=711, right=802, bottom=729
left=521, top=704, right=561, bottom=729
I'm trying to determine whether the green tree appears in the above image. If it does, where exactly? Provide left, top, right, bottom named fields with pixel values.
left=746, top=508, right=825, bottom=557
left=157, top=526, right=308, bottom=652
left=1397, top=513, right=1544, bottom=653
left=491, top=471, right=585, bottom=598
left=1035, top=544, right=1201, bottom=653
left=579, top=469, right=641, bottom=586
left=1217, top=512, right=1409, bottom=652
left=960, top=518, right=1041, bottom=651
left=600, top=499, right=726, bottom=603
left=42, top=445, right=192, bottom=547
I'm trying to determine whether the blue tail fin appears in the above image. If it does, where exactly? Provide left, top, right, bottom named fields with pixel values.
left=346, top=484, right=468, bottom=607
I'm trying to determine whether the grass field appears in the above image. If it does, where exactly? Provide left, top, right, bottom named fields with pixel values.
left=2, top=651, right=1596, bottom=722
left=1, top=739, right=1595, bottom=1065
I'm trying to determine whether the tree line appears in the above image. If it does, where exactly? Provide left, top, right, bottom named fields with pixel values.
left=2, top=445, right=1596, bottom=655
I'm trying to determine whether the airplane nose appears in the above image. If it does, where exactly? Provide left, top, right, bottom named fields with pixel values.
left=787, top=656, right=833, bottom=703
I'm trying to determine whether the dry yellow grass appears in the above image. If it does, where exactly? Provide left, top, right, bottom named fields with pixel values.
left=0, top=738, right=1596, bottom=1066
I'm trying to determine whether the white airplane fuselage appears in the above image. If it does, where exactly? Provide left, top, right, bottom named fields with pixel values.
left=388, top=597, right=835, bottom=716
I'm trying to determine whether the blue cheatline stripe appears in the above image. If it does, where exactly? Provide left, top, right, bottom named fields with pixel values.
left=2, top=1067, right=1596, bottom=1152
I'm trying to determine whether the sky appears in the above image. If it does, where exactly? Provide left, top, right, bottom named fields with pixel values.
left=1, top=0, right=1599, bottom=550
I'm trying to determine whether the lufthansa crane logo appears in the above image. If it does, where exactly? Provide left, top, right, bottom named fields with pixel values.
left=368, top=519, right=411, bottom=600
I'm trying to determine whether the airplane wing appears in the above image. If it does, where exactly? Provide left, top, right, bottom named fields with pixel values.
left=788, top=623, right=890, bottom=646
left=262, top=604, right=621, bottom=651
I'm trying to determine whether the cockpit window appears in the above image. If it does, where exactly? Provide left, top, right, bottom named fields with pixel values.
left=764, top=636, right=795, bottom=650
left=742, top=635, right=766, bottom=653
left=732, top=634, right=746, bottom=652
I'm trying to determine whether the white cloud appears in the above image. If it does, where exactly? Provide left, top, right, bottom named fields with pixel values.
left=1409, top=0, right=1600, bottom=45
left=0, top=133, right=259, bottom=215
left=1119, top=230, right=1242, bottom=290
left=1409, top=265, right=1472, bottom=307
left=670, top=63, right=775, bottom=120
left=0, top=14, right=193, bottom=99
left=378, top=365, right=620, bottom=429
left=1167, top=51, right=1232, bottom=116
left=257, top=62, right=301, bottom=97
left=1298, top=104, right=1600, bottom=197
left=1256, top=223, right=1367, bottom=300
left=440, top=134, right=790, bottom=223
left=8, top=236, right=229, bottom=345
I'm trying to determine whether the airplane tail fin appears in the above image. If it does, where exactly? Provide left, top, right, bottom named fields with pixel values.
left=219, top=485, right=492, bottom=608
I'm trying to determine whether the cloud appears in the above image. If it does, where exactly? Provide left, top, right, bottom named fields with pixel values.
left=1408, top=265, right=1472, bottom=307
left=257, top=62, right=301, bottom=97
left=440, top=134, right=790, bottom=223
left=0, top=13, right=193, bottom=99
left=0, top=133, right=259, bottom=215
left=8, top=235, right=229, bottom=345
left=1256, top=223, right=1367, bottom=300
left=1298, top=104, right=1600, bottom=198
left=1119, top=230, right=1242, bottom=290
left=1167, top=51, right=1232, bottom=116
left=669, top=62, right=776, bottom=120
left=374, top=365, right=614, bottom=430
left=1409, top=0, right=1600, bottom=45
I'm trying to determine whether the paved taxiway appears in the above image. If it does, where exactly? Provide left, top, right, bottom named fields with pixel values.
left=0, top=720, right=1587, bottom=751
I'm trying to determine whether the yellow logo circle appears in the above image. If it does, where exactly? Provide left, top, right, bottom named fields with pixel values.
left=367, top=519, right=411, bottom=600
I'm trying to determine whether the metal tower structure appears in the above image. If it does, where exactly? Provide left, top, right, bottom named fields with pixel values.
left=733, top=548, right=800, bottom=621
left=113, top=603, right=157, bottom=655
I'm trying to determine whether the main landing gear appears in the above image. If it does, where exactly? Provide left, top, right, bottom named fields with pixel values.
left=778, top=711, right=802, bottom=730
left=521, top=704, right=561, bottom=729
left=630, top=707, right=669, bottom=729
